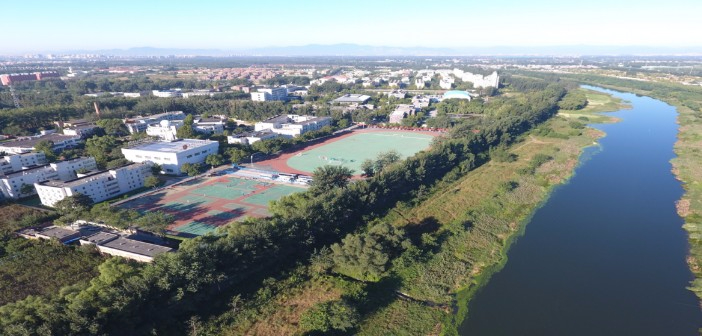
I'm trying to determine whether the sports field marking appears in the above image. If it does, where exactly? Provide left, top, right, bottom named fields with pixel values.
left=286, top=131, right=435, bottom=174
left=241, top=185, right=305, bottom=206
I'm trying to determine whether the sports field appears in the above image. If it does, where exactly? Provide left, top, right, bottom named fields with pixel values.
left=119, top=175, right=305, bottom=237
left=286, top=131, right=434, bottom=174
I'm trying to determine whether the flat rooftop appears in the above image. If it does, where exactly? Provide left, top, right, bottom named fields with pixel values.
left=82, top=232, right=119, bottom=244
left=101, top=237, right=173, bottom=257
left=123, top=139, right=217, bottom=152
left=36, top=226, right=80, bottom=240
left=333, top=94, right=371, bottom=103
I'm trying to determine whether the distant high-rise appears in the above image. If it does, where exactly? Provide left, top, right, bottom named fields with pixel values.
left=0, top=71, right=60, bottom=86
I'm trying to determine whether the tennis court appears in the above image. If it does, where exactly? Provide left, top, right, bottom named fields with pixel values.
left=286, top=131, right=434, bottom=174
left=118, top=174, right=305, bottom=237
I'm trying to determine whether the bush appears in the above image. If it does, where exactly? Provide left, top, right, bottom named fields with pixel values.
left=299, top=300, right=359, bottom=334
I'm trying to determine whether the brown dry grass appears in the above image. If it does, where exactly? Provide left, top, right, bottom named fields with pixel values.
left=242, top=280, right=342, bottom=336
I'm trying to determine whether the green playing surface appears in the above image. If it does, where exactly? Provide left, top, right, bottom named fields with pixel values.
left=286, top=132, right=434, bottom=174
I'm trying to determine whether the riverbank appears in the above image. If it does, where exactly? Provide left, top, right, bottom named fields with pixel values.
left=556, top=75, right=702, bottom=303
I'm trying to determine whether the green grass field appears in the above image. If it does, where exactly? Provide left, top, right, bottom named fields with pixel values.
left=286, top=132, right=435, bottom=174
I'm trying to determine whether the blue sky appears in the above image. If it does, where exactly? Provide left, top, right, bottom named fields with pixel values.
left=3, top=0, right=701, bottom=53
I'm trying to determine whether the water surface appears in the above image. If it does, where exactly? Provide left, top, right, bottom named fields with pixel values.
left=460, top=87, right=702, bottom=335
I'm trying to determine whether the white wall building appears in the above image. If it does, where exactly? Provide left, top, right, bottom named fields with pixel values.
left=146, top=120, right=183, bottom=141
left=121, top=139, right=219, bottom=175
left=0, top=157, right=96, bottom=199
left=0, top=134, right=82, bottom=154
left=453, top=69, right=499, bottom=88
left=227, top=130, right=279, bottom=145
left=251, top=87, right=288, bottom=101
left=0, top=152, right=46, bottom=176
left=254, top=115, right=332, bottom=138
left=35, top=163, right=151, bottom=207
left=389, top=104, right=416, bottom=124
left=193, top=117, right=225, bottom=135
left=123, top=111, right=186, bottom=134
left=152, top=90, right=182, bottom=98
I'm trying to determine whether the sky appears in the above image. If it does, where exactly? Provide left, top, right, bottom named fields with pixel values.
left=3, top=0, right=702, bottom=54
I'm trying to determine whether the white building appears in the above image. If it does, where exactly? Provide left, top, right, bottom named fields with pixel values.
left=254, top=115, right=332, bottom=138
left=387, top=90, right=407, bottom=99
left=193, top=117, right=225, bottom=135
left=333, top=94, right=371, bottom=104
left=146, top=120, right=183, bottom=141
left=453, top=69, right=499, bottom=88
left=389, top=104, right=416, bottom=124
left=0, top=157, right=96, bottom=199
left=227, top=130, right=279, bottom=145
left=439, top=78, right=454, bottom=90
left=35, top=163, right=151, bottom=207
left=123, top=111, right=186, bottom=134
left=121, top=139, right=219, bottom=175
left=0, top=152, right=46, bottom=176
left=0, top=134, right=82, bottom=154
left=251, top=87, right=287, bottom=101
left=152, top=90, right=182, bottom=98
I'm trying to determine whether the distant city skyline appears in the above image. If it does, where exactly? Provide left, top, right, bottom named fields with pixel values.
left=4, top=0, right=702, bottom=55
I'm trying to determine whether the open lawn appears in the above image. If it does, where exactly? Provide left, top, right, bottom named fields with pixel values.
left=118, top=175, right=305, bottom=237
left=286, top=131, right=435, bottom=174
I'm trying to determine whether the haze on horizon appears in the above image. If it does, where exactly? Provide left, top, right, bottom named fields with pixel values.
left=4, top=0, right=701, bottom=54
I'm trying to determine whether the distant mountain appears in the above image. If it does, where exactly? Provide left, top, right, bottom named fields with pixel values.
left=42, top=44, right=702, bottom=57
left=245, top=43, right=457, bottom=56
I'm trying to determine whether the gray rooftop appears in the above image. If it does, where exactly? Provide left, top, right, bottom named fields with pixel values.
left=36, top=227, right=80, bottom=240
left=101, top=237, right=173, bottom=257
left=333, top=94, right=371, bottom=103
left=82, top=232, right=119, bottom=245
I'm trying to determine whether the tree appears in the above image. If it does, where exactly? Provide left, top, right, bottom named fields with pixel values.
left=310, top=165, right=353, bottom=192
left=176, top=114, right=196, bottom=139
left=225, top=147, right=249, bottom=164
left=205, top=154, right=224, bottom=169
left=135, top=211, right=174, bottom=235
left=331, top=222, right=408, bottom=281
left=53, top=193, right=93, bottom=223
left=373, top=150, right=401, bottom=173
left=86, top=135, right=120, bottom=168
left=360, top=159, right=375, bottom=177
left=96, top=118, right=129, bottom=136
left=34, top=140, right=56, bottom=162
left=299, top=300, right=359, bottom=334
left=144, top=176, right=162, bottom=188
left=19, top=183, right=35, bottom=196
left=181, top=162, right=203, bottom=176
left=150, top=163, right=162, bottom=175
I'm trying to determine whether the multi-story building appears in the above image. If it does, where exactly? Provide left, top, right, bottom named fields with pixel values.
left=146, top=120, right=183, bottom=141
left=0, top=157, right=96, bottom=199
left=251, top=87, right=288, bottom=101
left=227, top=130, right=279, bottom=145
left=254, top=115, right=332, bottom=137
left=35, top=163, right=151, bottom=207
left=0, top=134, right=82, bottom=154
left=121, top=139, right=219, bottom=174
left=0, top=152, right=47, bottom=176
left=389, top=104, right=416, bottom=124
left=123, top=111, right=186, bottom=134
left=453, top=69, right=499, bottom=89
left=193, top=117, right=225, bottom=135
left=0, top=71, right=60, bottom=86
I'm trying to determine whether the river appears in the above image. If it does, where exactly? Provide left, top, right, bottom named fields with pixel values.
left=459, top=87, right=702, bottom=335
